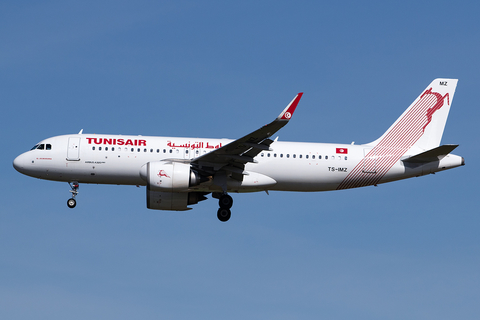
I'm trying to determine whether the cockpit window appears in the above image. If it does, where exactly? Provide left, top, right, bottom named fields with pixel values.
left=30, top=143, right=52, bottom=150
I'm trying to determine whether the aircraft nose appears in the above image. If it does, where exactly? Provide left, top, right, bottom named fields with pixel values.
left=13, top=153, right=27, bottom=173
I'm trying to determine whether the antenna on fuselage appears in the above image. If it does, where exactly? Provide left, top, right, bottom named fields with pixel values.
left=78, top=129, right=83, bottom=134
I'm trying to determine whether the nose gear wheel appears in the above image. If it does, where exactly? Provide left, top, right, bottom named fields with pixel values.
left=67, top=182, right=79, bottom=209
left=67, top=198, right=76, bottom=208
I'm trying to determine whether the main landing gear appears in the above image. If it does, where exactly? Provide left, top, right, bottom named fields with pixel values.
left=216, top=193, right=233, bottom=222
left=67, top=182, right=79, bottom=208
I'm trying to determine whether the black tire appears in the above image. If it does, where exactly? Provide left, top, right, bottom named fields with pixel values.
left=67, top=198, right=76, bottom=208
left=217, top=208, right=231, bottom=222
left=219, top=194, right=233, bottom=209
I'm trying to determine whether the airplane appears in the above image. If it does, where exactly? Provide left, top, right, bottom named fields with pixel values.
left=13, top=79, right=464, bottom=222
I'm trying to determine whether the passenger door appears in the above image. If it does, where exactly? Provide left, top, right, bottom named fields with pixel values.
left=67, top=137, right=81, bottom=161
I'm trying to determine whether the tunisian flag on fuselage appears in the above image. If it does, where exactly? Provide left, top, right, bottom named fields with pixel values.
left=336, top=148, right=348, bottom=154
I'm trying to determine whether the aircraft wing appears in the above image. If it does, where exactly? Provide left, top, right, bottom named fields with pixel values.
left=191, top=93, right=303, bottom=181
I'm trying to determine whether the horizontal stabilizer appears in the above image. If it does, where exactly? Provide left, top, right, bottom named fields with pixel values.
left=402, top=144, right=458, bottom=164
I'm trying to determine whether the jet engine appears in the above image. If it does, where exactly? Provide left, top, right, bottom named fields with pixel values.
left=140, top=161, right=208, bottom=210
left=140, top=161, right=203, bottom=192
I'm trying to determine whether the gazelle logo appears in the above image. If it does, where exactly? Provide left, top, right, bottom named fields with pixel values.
left=158, top=170, right=170, bottom=178
left=284, top=112, right=292, bottom=119
left=421, top=88, right=450, bottom=132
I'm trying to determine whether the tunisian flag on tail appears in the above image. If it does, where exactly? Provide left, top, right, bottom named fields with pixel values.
left=336, top=148, right=348, bottom=154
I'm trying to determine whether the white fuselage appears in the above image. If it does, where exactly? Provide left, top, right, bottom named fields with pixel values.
left=13, top=133, right=464, bottom=193
left=12, top=79, right=465, bottom=220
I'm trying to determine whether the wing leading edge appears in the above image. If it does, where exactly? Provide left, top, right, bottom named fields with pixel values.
left=191, top=93, right=303, bottom=182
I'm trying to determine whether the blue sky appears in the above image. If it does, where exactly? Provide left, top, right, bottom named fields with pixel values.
left=2, top=1, right=479, bottom=319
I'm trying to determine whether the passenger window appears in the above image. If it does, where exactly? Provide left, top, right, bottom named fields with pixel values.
left=286, top=154, right=289, bottom=158
left=150, top=149, right=153, bottom=153
left=306, top=155, right=308, bottom=159
left=99, top=147, right=102, bottom=151
left=144, top=148, right=147, bottom=152
left=156, top=149, right=159, bottom=153
left=267, top=153, right=270, bottom=157
left=131, top=148, right=134, bottom=152
left=345, top=156, right=348, bottom=160
left=293, top=154, right=296, bottom=158
left=92, top=146, right=95, bottom=150
left=137, top=148, right=140, bottom=152
left=274, top=154, right=277, bottom=157
left=299, top=154, right=302, bottom=159
left=261, top=153, right=264, bottom=157
left=280, top=154, right=283, bottom=158
left=105, top=147, right=109, bottom=151
left=185, top=150, right=189, bottom=154
left=325, top=156, right=328, bottom=159
left=312, top=155, right=315, bottom=159
left=169, top=149, right=173, bottom=153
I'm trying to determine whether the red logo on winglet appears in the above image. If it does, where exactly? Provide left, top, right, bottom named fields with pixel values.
left=280, top=93, right=303, bottom=120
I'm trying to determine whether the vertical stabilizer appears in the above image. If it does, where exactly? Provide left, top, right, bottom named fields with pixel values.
left=337, top=79, right=458, bottom=190
left=369, top=78, right=458, bottom=150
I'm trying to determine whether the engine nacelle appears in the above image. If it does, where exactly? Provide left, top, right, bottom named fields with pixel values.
left=147, top=190, right=208, bottom=211
left=140, top=161, right=202, bottom=192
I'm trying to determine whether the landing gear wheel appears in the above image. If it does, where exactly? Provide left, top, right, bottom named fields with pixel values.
left=67, top=182, right=79, bottom=209
left=67, top=198, right=76, bottom=208
left=217, top=208, right=231, bottom=222
left=219, top=194, right=233, bottom=209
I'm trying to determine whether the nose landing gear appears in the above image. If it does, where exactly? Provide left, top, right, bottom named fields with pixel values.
left=67, top=182, right=79, bottom=208
left=216, top=193, right=233, bottom=222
